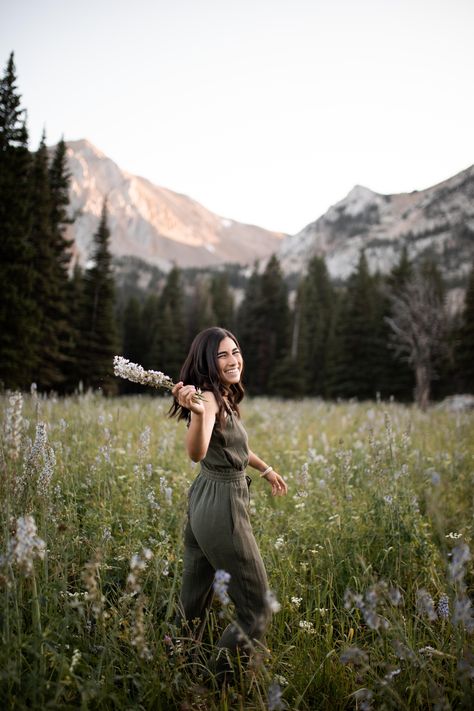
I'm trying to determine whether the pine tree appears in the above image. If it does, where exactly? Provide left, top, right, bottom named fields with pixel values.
left=210, top=272, right=234, bottom=330
left=28, top=132, right=66, bottom=389
left=152, top=267, right=186, bottom=380
left=49, top=138, right=75, bottom=374
left=457, top=265, right=474, bottom=392
left=237, top=255, right=290, bottom=394
left=78, top=202, right=118, bottom=393
left=141, top=293, right=161, bottom=370
left=237, top=266, right=263, bottom=392
left=329, top=252, right=387, bottom=400
left=189, top=276, right=216, bottom=335
left=121, top=296, right=146, bottom=393
left=296, top=256, right=335, bottom=396
left=0, top=52, right=36, bottom=388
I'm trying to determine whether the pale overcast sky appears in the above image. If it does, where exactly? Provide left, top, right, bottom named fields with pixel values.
left=2, top=0, right=473, bottom=234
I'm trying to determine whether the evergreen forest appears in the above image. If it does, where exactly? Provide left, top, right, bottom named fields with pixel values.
left=1, top=53, right=473, bottom=406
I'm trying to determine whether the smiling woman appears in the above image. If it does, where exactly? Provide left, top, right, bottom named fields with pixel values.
left=168, top=326, right=288, bottom=686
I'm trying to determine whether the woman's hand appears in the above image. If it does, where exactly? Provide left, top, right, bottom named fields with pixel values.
left=264, top=470, right=288, bottom=497
left=172, top=381, right=204, bottom=416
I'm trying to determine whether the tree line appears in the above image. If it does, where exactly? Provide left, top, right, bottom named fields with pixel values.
left=1, top=53, right=473, bottom=406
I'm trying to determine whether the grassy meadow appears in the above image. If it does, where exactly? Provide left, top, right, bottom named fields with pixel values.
left=1, top=392, right=474, bottom=710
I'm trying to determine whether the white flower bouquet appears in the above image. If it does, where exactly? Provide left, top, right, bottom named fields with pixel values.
left=113, top=356, right=205, bottom=399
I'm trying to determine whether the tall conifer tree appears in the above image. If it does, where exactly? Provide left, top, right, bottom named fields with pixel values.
left=296, top=256, right=335, bottom=396
left=457, top=265, right=474, bottom=392
left=238, top=255, right=290, bottom=394
left=328, top=252, right=387, bottom=399
left=0, top=53, right=36, bottom=388
left=237, top=266, right=263, bottom=392
left=152, top=267, right=186, bottom=380
left=78, top=202, right=118, bottom=393
left=210, top=273, right=234, bottom=330
left=29, top=133, right=66, bottom=388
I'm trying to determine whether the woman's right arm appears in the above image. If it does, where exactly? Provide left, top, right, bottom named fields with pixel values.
left=172, top=383, right=218, bottom=462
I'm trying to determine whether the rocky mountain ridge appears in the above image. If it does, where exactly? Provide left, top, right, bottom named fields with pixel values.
left=63, top=139, right=285, bottom=270
left=279, top=165, right=474, bottom=286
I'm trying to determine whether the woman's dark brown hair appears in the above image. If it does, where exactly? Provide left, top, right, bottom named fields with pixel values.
left=168, top=327, right=244, bottom=429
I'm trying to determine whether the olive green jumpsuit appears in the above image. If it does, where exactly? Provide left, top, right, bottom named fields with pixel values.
left=176, top=408, right=271, bottom=669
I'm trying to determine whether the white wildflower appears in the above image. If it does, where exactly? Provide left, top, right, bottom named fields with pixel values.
left=213, top=569, right=231, bottom=606
left=131, top=593, right=153, bottom=660
left=267, top=680, right=287, bottom=710
left=274, top=536, right=285, bottom=550
left=127, top=548, right=153, bottom=595
left=298, top=620, right=316, bottom=633
left=69, top=648, right=81, bottom=673
left=113, top=356, right=174, bottom=390
left=416, top=589, right=437, bottom=621
left=265, top=589, right=281, bottom=613
left=3, top=392, right=24, bottom=460
left=8, top=515, right=46, bottom=576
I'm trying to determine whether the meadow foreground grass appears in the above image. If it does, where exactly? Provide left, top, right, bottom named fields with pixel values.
left=1, top=392, right=473, bottom=710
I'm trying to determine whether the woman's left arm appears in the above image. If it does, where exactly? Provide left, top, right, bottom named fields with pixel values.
left=248, top=449, right=288, bottom=496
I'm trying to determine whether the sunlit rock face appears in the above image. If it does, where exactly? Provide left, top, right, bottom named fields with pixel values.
left=279, top=166, right=474, bottom=285
left=62, top=139, right=285, bottom=270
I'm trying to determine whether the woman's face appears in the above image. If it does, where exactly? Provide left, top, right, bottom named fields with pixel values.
left=216, top=336, right=243, bottom=387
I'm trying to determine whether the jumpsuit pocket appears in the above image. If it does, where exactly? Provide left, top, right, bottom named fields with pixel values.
left=245, top=475, right=252, bottom=503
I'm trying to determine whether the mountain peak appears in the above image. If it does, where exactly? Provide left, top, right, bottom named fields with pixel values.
left=279, top=165, right=474, bottom=285
left=62, top=140, right=284, bottom=270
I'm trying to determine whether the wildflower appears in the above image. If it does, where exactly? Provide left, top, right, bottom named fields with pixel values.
left=393, top=639, right=417, bottom=663
left=419, top=646, right=437, bottom=657
left=298, top=620, right=316, bottom=633
left=82, top=552, right=105, bottom=619
left=344, top=586, right=389, bottom=631
left=138, top=426, right=151, bottom=460
left=113, top=355, right=175, bottom=390
left=416, top=589, right=437, bottom=621
left=388, top=587, right=403, bottom=606
left=446, top=532, right=463, bottom=539
left=37, top=446, right=56, bottom=495
left=147, top=489, right=160, bottom=511
left=448, top=542, right=471, bottom=587
left=69, top=648, right=81, bottom=673
left=265, top=589, right=281, bottom=613
left=127, top=548, right=153, bottom=594
left=102, top=527, right=112, bottom=542
left=267, top=680, right=287, bottom=711
left=131, top=594, right=153, bottom=660
left=28, top=423, right=48, bottom=467
left=213, top=569, right=231, bottom=606
left=353, top=688, right=374, bottom=711
left=437, top=594, right=449, bottom=620
left=3, top=392, right=23, bottom=460
left=340, top=646, right=369, bottom=668
left=452, top=595, right=474, bottom=633
left=8, top=515, right=46, bottom=575
left=383, top=668, right=401, bottom=683
left=290, top=596, right=302, bottom=608
left=274, top=536, right=285, bottom=550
